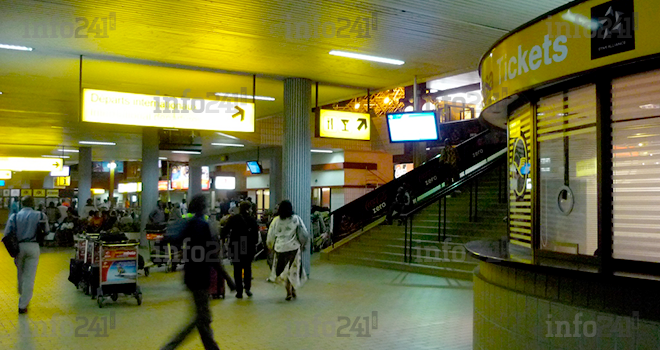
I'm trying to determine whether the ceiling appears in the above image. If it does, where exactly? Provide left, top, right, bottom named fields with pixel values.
left=0, top=0, right=572, bottom=163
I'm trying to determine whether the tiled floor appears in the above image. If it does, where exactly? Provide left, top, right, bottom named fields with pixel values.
left=0, top=246, right=473, bottom=350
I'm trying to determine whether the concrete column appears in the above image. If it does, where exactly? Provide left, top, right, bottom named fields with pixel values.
left=141, top=128, right=159, bottom=242
left=269, top=147, right=283, bottom=211
left=188, top=165, right=202, bottom=199
left=78, top=147, right=92, bottom=216
left=283, top=78, right=312, bottom=276
left=412, top=75, right=427, bottom=167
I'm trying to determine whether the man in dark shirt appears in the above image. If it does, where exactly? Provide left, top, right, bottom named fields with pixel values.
left=161, top=194, right=221, bottom=350
left=222, top=201, right=259, bottom=298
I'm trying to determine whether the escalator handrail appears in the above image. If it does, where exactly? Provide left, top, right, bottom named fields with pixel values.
left=402, top=150, right=506, bottom=218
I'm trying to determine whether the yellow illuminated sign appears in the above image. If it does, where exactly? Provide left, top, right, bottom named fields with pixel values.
left=318, top=109, right=370, bottom=141
left=118, top=182, right=142, bottom=193
left=0, top=157, right=63, bottom=172
left=82, top=89, right=255, bottom=132
left=91, top=188, right=106, bottom=195
left=54, top=177, right=71, bottom=187
left=481, top=0, right=660, bottom=110
left=46, top=189, right=60, bottom=197
left=33, top=189, right=46, bottom=197
left=0, top=170, right=11, bottom=179
left=21, top=189, right=32, bottom=196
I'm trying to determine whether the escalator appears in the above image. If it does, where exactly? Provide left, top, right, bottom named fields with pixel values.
left=323, top=122, right=508, bottom=279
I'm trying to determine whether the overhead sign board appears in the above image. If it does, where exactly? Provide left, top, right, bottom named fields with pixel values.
left=480, top=0, right=660, bottom=110
left=54, top=176, right=71, bottom=187
left=33, top=189, right=46, bottom=197
left=0, top=170, right=11, bottom=179
left=50, top=165, right=70, bottom=177
left=47, top=189, right=60, bottom=197
left=317, top=109, right=370, bottom=141
left=21, top=189, right=32, bottom=196
left=0, top=157, right=63, bottom=172
left=118, top=182, right=142, bottom=193
left=82, top=89, right=255, bottom=132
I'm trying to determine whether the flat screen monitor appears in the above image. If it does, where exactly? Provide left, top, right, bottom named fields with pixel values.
left=386, top=112, right=439, bottom=142
left=201, top=166, right=210, bottom=190
left=247, top=161, right=262, bottom=174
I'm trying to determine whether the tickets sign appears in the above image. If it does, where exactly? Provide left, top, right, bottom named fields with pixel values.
left=317, top=109, right=370, bottom=141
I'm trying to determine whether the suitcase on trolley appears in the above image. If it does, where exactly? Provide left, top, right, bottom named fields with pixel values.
left=209, top=266, right=226, bottom=299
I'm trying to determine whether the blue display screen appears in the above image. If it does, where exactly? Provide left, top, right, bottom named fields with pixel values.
left=387, top=112, right=439, bottom=142
left=0, top=180, right=5, bottom=187
left=247, top=161, right=262, bottom=174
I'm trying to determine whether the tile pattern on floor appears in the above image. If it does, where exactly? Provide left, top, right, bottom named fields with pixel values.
left=0, top=247, right=473, bottom=350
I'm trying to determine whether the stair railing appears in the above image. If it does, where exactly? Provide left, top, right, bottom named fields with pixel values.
left=402, top=151, right=507, bottom=263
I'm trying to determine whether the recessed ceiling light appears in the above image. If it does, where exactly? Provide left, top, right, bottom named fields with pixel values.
left=79, top=141, right=116, bottom=146
left=639, top=104, right=660, bottom=109
left=211, top=143, right=244, bottom=147
left=215, top=92, right=275, bottom=101
left=60, top=149, right=79, bottom=153
left=42, top=155, right=70, bottom=159
left=171, top=150, right=201, bottom=154
left=0, top=92, right=3, bottom=95
left=216, top=132, right=239, bottom=140
left=311, top=149, right=333, bottom=154
left=0, top=43, right=33, bottom=51
left=159, top=157, right=168, bottom=160
left=329, top=50, right=404, bottom=65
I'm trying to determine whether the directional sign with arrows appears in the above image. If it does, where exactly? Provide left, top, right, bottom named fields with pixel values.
left=82, top=89, right=255, bottom=133
left=318, top=109, right=370, bottom=141
left=0, top=157, right=63, bottom=172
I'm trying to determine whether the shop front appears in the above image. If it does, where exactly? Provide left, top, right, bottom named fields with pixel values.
left=469, top=0, right=660, bottom=348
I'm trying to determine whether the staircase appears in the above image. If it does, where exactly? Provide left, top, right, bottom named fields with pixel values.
left=323, top=161, right=507, bottom=280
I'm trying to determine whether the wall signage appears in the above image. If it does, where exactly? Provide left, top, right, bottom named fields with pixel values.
left=480, top=0, right=657, bottom=110
left=82, top=89, right=255, bottom=132
left=317, top=109, right=370, bottom=141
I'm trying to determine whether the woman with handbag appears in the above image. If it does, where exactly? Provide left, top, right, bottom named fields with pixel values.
left=266, top=200, right=309, bottom=301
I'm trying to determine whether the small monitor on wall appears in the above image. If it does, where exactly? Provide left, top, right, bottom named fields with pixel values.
left=246, top=161, right=262, bottom=174
left=386, top=111, right=439, bottom=143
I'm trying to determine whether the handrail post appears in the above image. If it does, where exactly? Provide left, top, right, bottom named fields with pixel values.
left=475, top=177, right=479, bottom=222
left=443, top=196, right=447, bottom=242
left=404, top=215, right=408, bottom=263
left=469, top=181, right=473, bottom=222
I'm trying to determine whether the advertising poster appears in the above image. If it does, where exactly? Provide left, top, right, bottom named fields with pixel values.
left=171, top=165, right=189, bottom=190
left=202, top=166, right=210, bottom=190
left=101, top=260, right=137, bottom=284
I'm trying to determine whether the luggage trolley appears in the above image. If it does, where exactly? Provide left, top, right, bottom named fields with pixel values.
left=147, top=227, right=182, bottom=272
left=96, top=240, right=142, bottom=308
left=78, top=233, right=100, bottom=296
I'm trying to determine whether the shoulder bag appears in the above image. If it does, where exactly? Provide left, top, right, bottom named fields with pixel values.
left=295, top=215, right=310, bottom=248
left=2, top=214, right=20, bottom=258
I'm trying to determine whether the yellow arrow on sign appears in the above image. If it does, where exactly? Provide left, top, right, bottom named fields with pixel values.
left=232, top=106, right=245, bottom=121
left=0, top=157, right=63, bottom=171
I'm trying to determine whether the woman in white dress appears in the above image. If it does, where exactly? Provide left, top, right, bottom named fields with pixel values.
left=266, top=200, right=309, bottom=300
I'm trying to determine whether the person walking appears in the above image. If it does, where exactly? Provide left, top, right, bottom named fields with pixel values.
left=80, top=198, right=96, bottom=219
left=222, top=201, right=259, bottom=298
left=160, top=194, right=222, bottom=350
left=4, top=196, right=49, bottom=314
left=266, top=200, right=309, bottom=301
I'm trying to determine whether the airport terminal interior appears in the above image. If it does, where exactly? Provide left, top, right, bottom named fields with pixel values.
left=2, top=0, right=660, bottom=349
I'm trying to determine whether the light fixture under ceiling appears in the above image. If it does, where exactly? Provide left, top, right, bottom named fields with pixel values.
left=171, top=150, right=201, bottom=154
left=0, top=43, right=33, bottom=51
left=329, top=50, right=405, bottom=65
left=42, top=155, right=69, bottom=159
left=211, top=143, right=244, bottom=147
left=311, top=149, right=333, bottom=154
left=79, top=141, right=116, bottom=146
left=59, top=149, right=79, bottom=153
left=216, top=132, right=239, bottom=140
left=215, top=92, right=275, bottom=101
left=158, top=157, right=168, bottom=160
